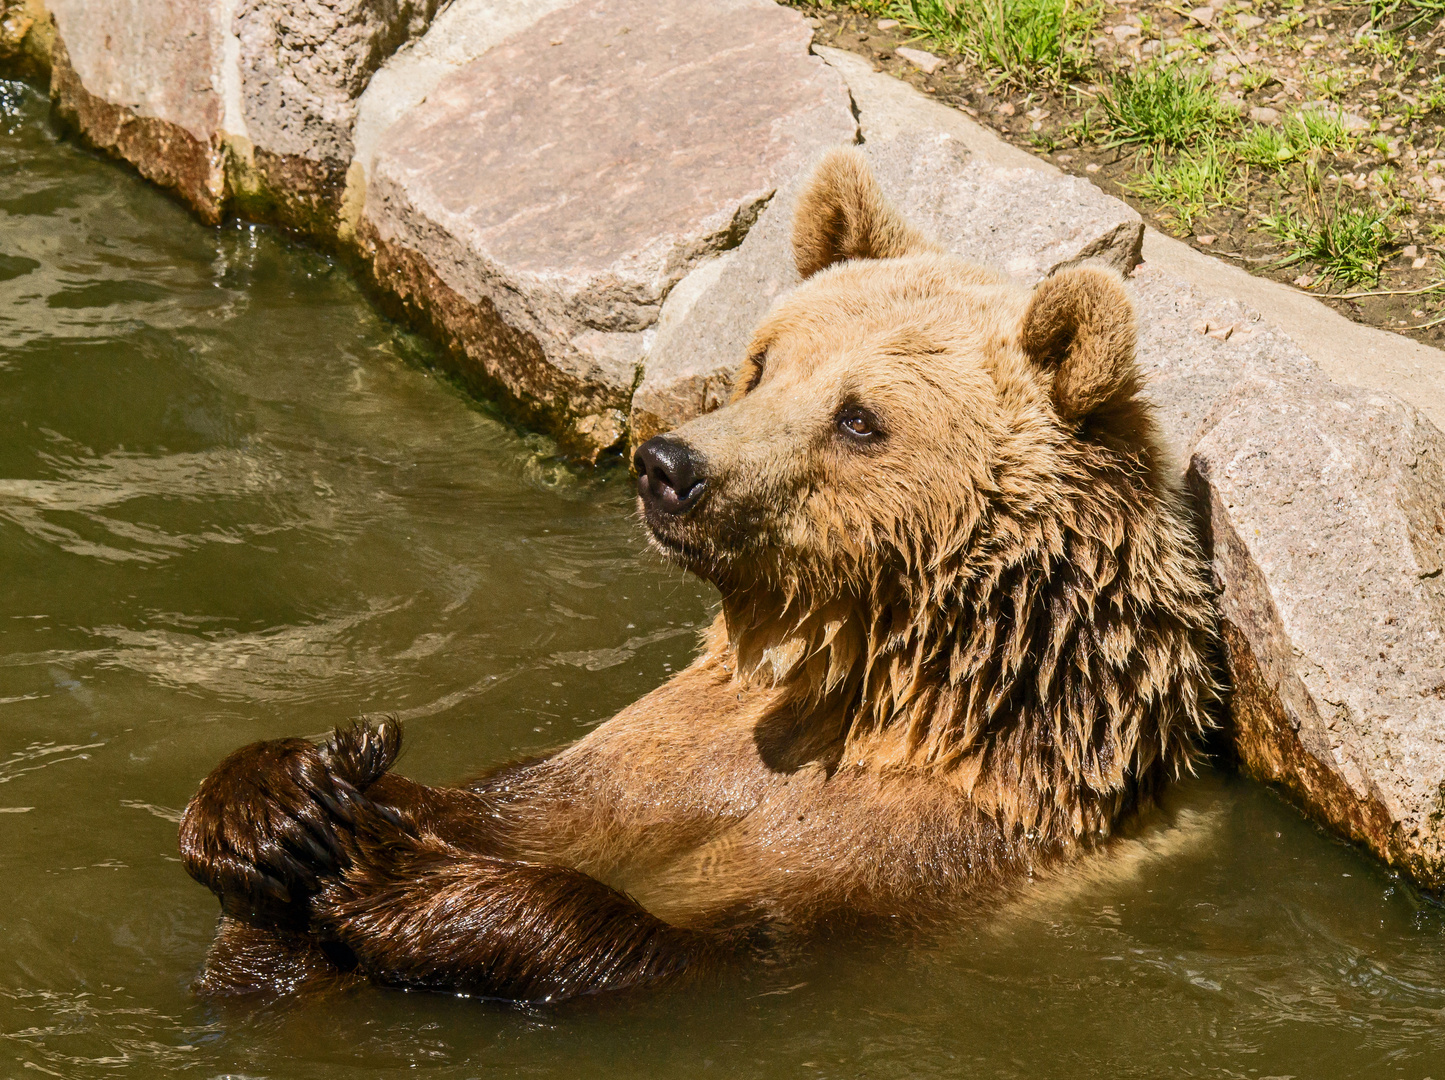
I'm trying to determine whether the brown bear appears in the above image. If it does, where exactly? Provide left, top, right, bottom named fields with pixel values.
left=179, top=148, right=1218, bottom=1003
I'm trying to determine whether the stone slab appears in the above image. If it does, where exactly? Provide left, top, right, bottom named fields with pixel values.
left=1143, top=229, right=1445, bottom=437
left=351, top=0, right=576, bottom=178
left=630, top=196, right=791, bottom=449
left=1191, top=368, right=1445, bottom=890
left=632, top=47, right=1143, bottom=451
left=47, top=0, right=224, bottom=143
left=40, top=0, right=227, bottom=220
left=362, top=0, right=857, bottom=458
left=11, top=0, right=440, bottom=234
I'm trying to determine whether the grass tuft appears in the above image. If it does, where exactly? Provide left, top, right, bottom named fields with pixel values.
left=1233, top=111, right=1353, bottom=169
left=1263, top=199, right=1397, bottom=287
left=1099, top=63, right=1238, bottom=148
left=895, top=0, right=1100, bottom=86
left=1368, top=0, right=1445, bottom=30
left=1126, top=142, right=1231, bottom=234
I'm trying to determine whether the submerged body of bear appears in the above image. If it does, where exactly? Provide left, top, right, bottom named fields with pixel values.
left=180, top=149, right=1218, bottom=1001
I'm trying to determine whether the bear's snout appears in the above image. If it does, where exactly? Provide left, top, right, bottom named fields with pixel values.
left=634, top=435, right=707, bottom=516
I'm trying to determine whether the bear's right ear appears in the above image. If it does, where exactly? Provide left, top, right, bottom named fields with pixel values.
left=792, top=148, right=941, bottom=279
left=1020, top=266, right=1141, bottom=423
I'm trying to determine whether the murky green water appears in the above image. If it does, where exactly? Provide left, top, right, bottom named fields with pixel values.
left=4, top=77, right=1445, bottom=1079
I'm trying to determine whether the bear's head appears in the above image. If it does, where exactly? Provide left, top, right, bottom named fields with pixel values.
left=635, top=149, right=1216, bottom=839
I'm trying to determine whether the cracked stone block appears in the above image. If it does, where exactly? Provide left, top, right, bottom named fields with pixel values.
left=1128, top=264, right=1299, bottom=460
left=362, top=0, right=855, bottom=459
left=630, top=174, right=803, bottom=449
left=1190, top=367, right=1445, bottom=891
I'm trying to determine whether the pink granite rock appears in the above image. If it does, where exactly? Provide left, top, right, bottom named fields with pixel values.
left=362, top=0, right=856, bottom=459
left=1191, top=368, right=1445, bottom=891
left=44, top=0, right=228, bottom=220
left=235, top=0, right=441, bottom=166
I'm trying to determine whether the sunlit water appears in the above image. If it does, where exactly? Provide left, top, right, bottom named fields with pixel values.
left=3, top=77, right=1445, bottom=1079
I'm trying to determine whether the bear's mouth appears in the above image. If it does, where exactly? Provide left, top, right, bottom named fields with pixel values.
left=640, top=508, right=703, bottom=561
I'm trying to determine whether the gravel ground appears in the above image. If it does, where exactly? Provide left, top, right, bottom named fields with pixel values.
left=802, top=1, right=1445, bottom=346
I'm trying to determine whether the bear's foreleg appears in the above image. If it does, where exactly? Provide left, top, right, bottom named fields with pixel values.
left=313, top=834, right=732, bottom=1003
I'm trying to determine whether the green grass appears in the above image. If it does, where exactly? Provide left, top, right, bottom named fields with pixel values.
left=1262, top=200, right=1397, bottom=287
left=1233, top=111, right=1353, bottom=169
left=1233, top=125, right=1295, bottom=168
left=1126, top=142, right=1231, bottom=233
left=1354, top=28, right=1406, bottom=63
left=894, top=0, right=1100, bottom=85
left=1099, top=63, right=1238, bottom=148
left=1368, top=0, right=1445, bottom=30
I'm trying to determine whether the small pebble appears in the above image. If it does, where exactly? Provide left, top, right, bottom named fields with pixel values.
left=1404, top=244, right=1419, bottom=258
left=1196, top=235, right=1216, bottom=245
left=877, top=18, right=899, bottom=29
left=895, top=46, right=945, bottom=74
left=1085, top=162, right=1101, bottom=173
left=996, top=102, right=1016, bottom=116
left=1111, top=24, right=1141, bottom=42
left=1190, top=5, right=1215, bottom=25
left=1235, top=13, right=1266, bottom=28
left=1414, top=257, right=1430, bottom=269
left=1293, top=274, right=1315, bottom=287
left=1249, top=106, right=1280, bottom=124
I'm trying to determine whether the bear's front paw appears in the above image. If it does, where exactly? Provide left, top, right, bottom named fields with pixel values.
left=178, top=719, right=405, bottom=914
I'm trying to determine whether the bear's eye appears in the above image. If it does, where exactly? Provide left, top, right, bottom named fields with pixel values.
left=836, top=406, right=881, bottom=442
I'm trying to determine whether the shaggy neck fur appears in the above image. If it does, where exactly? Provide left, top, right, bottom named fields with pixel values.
left=711, top=404, right=1218, bottom=850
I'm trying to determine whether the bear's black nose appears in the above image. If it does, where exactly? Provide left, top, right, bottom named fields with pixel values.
left=634, top=436, right=706, bottom=515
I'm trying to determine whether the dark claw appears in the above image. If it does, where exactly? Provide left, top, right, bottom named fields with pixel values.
left=292, top=828, right=339, bottom=871
left=256, top=873, right=292, bottom=905
left=314, top=787, right=357, bottom=826
left=367, top=801, right=409, bottom=832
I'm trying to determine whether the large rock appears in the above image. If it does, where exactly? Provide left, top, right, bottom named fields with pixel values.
left=350, top=0, right=574, bottom=182
left=231, top=0, right=443, bottom=234
left=1191, top=369, right=1445, bottom=890
left=360, top=0, right=856, bottom=459
left=43, top=0, right=228, bottom=221
left=629, top=176, right=800, bottom=448
left=7, top=0, right=441, bottom=233
left=235, top=0, right=440, bottom=165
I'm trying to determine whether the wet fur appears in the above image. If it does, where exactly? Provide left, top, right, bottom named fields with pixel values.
left=179, top=148, right=1218, bottom=1003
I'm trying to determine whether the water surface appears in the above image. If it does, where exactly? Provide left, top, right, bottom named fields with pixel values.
left=3, top=78, right=1445, bottom=1079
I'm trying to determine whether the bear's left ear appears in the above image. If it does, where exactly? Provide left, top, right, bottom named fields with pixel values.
left=792, top=148, right=941, bottom=279
left=1020, top=266, right=1141, bottom=422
